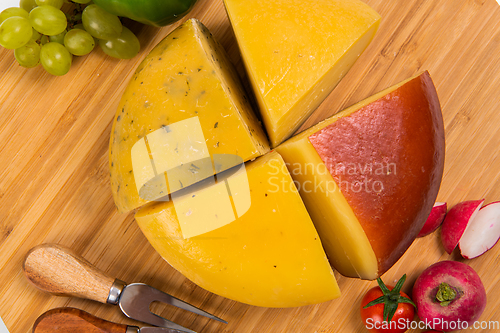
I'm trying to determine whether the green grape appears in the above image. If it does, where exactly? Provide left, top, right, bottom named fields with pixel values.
left=0, top=16, right=33, bottom=49
left=74, top=22, right=98, bottom=44
left=49, top=29, right=66, bottom=44
left=99, top=26, right=139, bottom=59
left=14, top=39, right=40, bottom=67
left=20, top=0, right=37, bottom=13
left=29, top=5, right=67, bottom=36
left=72, top=0, right=92, bottom=3
left=40, top=42, right=72, bottom=75
left=64, top=28, right=94, bottom=56
left=40, top=34, right=49, bottom=44
left=31, top=27, right=41, bottom=41
left=0, top=7, right=29, bottom=24
left=35, top=0, right=64, bottom=9
left=82, top=4, right=122, bottom=40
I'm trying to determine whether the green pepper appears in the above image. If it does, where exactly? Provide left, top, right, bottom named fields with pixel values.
left=91, top=0, right=198, bottom=27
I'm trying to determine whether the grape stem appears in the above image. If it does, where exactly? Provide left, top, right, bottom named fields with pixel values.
left=66, top=3, right=85, bottom=28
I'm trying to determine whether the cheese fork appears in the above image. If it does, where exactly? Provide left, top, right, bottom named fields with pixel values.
left=23, top=244, right=227, bottom=333
left=33, top=307, right=187, bottom=333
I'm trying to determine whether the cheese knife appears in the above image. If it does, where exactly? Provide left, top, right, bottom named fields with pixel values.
left=23, top=244, right=227, bottom=333
left=33, top=307, right=187, bottom=333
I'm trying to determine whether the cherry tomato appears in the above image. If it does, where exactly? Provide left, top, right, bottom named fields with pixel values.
left=360, top=274, right=416, bottom=333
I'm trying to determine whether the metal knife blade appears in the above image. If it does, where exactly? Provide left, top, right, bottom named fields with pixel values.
left=139, top=327, right=188, bottom=333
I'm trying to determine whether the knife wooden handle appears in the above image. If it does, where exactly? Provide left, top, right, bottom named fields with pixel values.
left=23, top=244, right=116, bottom=304
left=33, top=308, right=132, bottom=333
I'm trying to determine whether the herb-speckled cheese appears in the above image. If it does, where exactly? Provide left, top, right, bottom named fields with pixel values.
left=110, top=18, right=270, bottom=213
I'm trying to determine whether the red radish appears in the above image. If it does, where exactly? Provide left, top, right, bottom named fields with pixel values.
left=459, top=201, right=500, bottom=259
left=412, top=261, right=486, bottom=332
left=418, top=202, right=447, bottom=237
left=440, top=200, right=484, bottom=254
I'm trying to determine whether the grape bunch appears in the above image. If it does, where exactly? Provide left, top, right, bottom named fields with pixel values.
left=0, top=0, right=140, bottom=76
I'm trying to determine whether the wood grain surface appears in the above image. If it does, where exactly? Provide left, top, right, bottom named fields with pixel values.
left=1, top=0, right=500, bottom=332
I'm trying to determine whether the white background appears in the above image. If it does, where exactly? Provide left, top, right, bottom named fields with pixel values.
left=0, top=0, right=20, bottom=12
left=0, top=1, right=499, bottom=333
left=0, top=317, right=8, bottom=333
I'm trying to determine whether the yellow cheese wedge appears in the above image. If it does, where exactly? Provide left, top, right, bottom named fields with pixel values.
left=110, top=18, right=270, bottom=213
left=135, top=151, right=340, bottom=307
left=276, top=128, right=378, bottom=280
left=276, top=72, right=444, bottom=279
left=223, top=0, right=381, bottom=147
left=276, top=143, right=378, bottom=279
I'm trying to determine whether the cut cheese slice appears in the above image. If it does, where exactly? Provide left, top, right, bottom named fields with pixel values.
left=276, top=71, right=445, bottom=279
left=170, top=158, right=250, bottom=239
left=135, top=151, right=340, bottom=307
left=110, top=18, right=270, bottom=213
left=223, top=0, right=381, bottom=147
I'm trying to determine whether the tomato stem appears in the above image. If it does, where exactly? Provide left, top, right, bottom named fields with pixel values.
left=363, top=274, right=417, bottom=322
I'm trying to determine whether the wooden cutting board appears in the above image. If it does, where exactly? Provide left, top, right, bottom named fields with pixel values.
left=1, top=0, right=500, bottom=332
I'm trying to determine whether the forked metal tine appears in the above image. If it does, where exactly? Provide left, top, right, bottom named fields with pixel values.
left=119, top=283, right=226, bottom=333
left=119, top=283, right=196, bottom=333
left=158, top=291, right=228, bottom=324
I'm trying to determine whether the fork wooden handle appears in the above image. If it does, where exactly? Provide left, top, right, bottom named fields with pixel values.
left=23, top=244, right=116, bottom=304
left=33, top=308, right=133, bottom=333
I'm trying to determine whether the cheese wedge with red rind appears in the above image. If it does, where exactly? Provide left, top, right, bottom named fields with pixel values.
left=276, top=71, right=445, bottom=279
